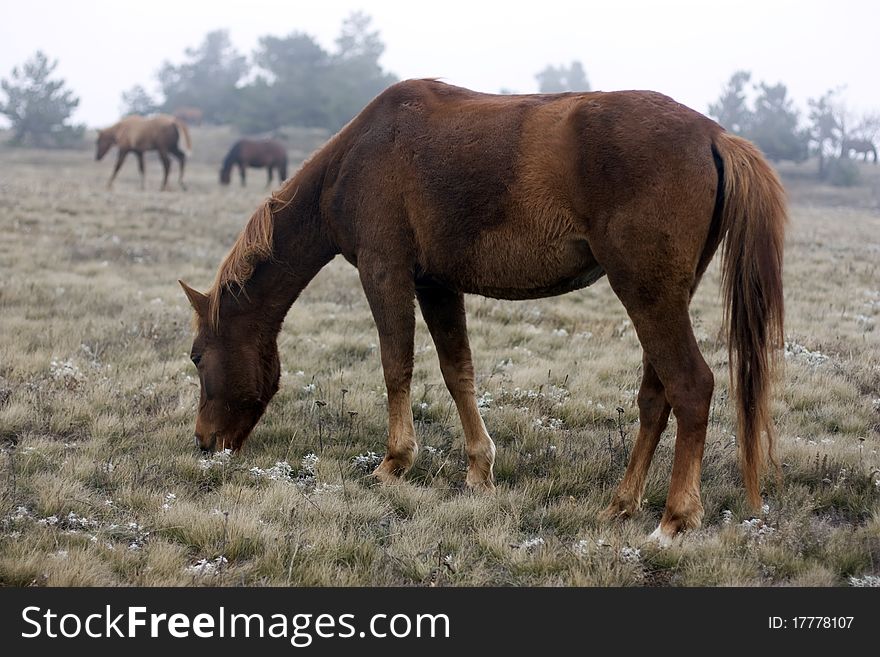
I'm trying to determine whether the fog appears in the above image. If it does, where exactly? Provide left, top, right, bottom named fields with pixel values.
left=1, top=0, right=877, bottom=128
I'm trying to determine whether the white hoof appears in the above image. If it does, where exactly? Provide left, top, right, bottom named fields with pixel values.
left=648, top=524, right=675, bottom=548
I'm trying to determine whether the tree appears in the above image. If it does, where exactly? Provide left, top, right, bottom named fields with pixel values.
left=158, top=30, right=248, bottom=124
left=807, top=89, right=844, bottom=179
left=708, top=70, right=752, bottom=135
left=0, top=51, right=84, bottom=147
left=230, top=13, right=397, bottom=133
left=710, top=72, right=807, bottom=163
left=535, top=61, right=590, bottom=93
left=242, top=31, right=332, bottom=131
left=747, top=82, right=808, bottom=162
left=325, top=11, right=398, bottom=129
left=120, top=85, right=159, bottom=116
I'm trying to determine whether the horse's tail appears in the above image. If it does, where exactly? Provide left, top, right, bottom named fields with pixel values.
left=174, top=118, right=192, bottom=155
left=712, top=131, right=787, bottom=511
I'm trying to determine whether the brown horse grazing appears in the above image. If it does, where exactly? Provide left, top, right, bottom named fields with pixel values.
left=96, top=114, right=191, bottom=190
left=220, top=139, right=289, bottom=187
left=180, top=80, right=786, bottom=544
left=840, top=138, right=878, bottom=163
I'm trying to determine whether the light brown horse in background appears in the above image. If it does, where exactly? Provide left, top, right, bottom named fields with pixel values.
left=180, top=80, right=786, bottom=544
left=96, top=114, right=191, bottom=190
left=220, top=138, right=289, bottom=187
left=841, top=137, right=877, bottom=163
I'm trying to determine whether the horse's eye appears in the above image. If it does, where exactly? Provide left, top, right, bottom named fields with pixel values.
left=191, top=353, right=202, bottom=367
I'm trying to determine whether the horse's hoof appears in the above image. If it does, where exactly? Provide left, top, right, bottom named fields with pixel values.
left=465, top=471, right=495, bottom=492
left=599, top=495, right=640, bottom=522
left=647, top=524, right=677, bottom=548
left=371, top=456, right=410, bottom=484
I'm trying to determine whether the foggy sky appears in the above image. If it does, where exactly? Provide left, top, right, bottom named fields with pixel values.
left=1, top=0, right=877, bottom=129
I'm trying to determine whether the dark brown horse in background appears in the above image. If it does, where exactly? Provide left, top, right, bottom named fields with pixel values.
left=96, top=114, right=191, bottom=190
left=841, top=137, right=878, bottom=163
left=220, top=139, right=288, bottom=187
left=180, top=80, right=786, bottom=544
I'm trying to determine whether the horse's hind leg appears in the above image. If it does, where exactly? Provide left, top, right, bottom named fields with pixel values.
left=158, top=150, right=171, bottom=191
left=266, top=166, right=273, bottom=188
left=359, top=254, right=418, bottom=482
left=620, top=292, right=713, bottom=544
left=596, top=232, right=713, bottom=543
left=417, top=285, right=495, bottom=490
left=600, top=355, right=671, bottom=519
left=135, top=151, right=145, bottom=190
left=170, top=146, right=187, bottom=190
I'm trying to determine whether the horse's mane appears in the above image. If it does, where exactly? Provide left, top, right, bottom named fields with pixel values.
left=207, top=178, right=298, bottom=331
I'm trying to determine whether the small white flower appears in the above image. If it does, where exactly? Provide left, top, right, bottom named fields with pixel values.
left=301, top=453, right=318, bottom=475
left=187, top=556, right=228, bottom=576
left=849, top=575, right=880, bottom=587
left=619, top=546, right=641, bottom=563
left=352, top=451, right=383, bottom=472
left=516, top=537, right=545, bottom=551
left=161, top=493, right=177, bottom=510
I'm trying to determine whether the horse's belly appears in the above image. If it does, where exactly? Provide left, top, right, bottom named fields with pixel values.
left=463, top=263, right=606, bottom=300
left=429, top=235, right=605, bottom=300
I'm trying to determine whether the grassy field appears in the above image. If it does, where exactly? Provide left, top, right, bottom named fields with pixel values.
left=0, top=133, right=878, bottom=586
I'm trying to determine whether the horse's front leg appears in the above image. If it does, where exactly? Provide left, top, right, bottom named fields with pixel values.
left=107, top=149, right=129, bottom=189
left=416, top=285, right=495, bottom=490
left=359, top=255, right=418, bottom=483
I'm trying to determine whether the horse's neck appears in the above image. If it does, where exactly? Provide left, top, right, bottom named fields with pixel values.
left=230, top=160, right=338, bottom=327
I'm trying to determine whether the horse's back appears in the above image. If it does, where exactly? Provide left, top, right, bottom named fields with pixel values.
left=237, top=138, right=286, bottom=166
left=325, top=80, right=723, bottom=297
left=115, top=114, right=179, bottom=150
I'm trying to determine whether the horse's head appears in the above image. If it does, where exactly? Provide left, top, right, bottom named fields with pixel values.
left=179, top=280, right=281, bottom=452
left=219, top=167, right=232, bottom=185
left=95, top=130, right=115, bottom=160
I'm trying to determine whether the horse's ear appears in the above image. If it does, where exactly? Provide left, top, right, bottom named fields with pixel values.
left=179, top=280, right=209, bottom=317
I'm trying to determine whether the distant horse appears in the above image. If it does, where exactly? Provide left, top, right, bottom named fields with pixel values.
left=180, top=80, right=786, bottom=544
left=173, top=106, right=204, bottom=127
left=841, top=138, right=877, bottom=163
left=220, top=139, right=289, bottom=187
left=96, top=114, right=191, bottom=190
